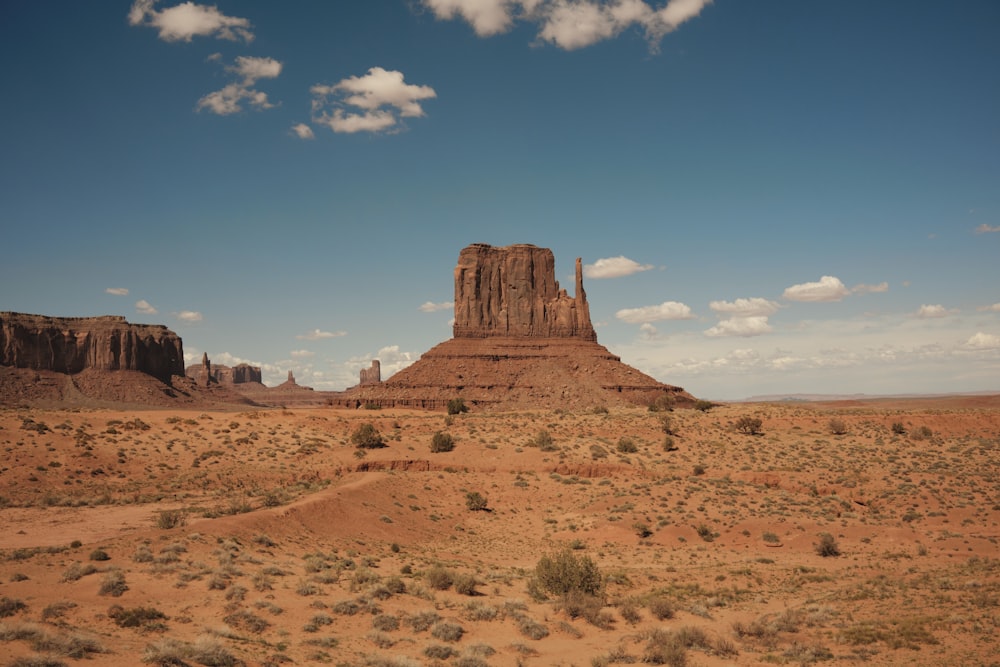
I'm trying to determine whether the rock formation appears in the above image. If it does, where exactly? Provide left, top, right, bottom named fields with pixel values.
left=331, top=244, right=693, bottom=411
left=359, top=360, right=381, bottom=386
left=454, top=243, right=596, bottom=340
left=185, top=359, right=263, bottom=386
left=1, top=312, right=184, bottom=383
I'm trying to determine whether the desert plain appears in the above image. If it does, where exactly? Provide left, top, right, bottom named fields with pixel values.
left=1, top=397, right=998, bottom=666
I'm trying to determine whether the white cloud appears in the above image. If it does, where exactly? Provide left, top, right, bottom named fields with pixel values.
left=296, top=329, right=347, bottom=340
left=964, top=332, right=1000, bottom=350
left=974, top=224, right=1000, bottom=234
left=128, top=0, right=254, bottom=43
left=851, top=282, right=889, bottom=295
left=782, top=275, right=850, bottom=302
left=915, top=304, right=953, bottom=319
left=311, top=67, right=436, bottom=134
left=290, top=349, right=315, bottom=358
left=583, top=256, right=654, bottom=279
left=419, top=301, right=454, bottom=313
left=197, top=56, right=282, bottom=116
left=176, top=310, right=202, bottom=322
left=709, top=297, right=779, bottom=317
left=106, top=287, right=129, bottom=296
left=422, top=0, right=712, bottom=51
left=639, top=323, right=660, bottom=340
left=616, top=301, right=693, bottom=323
left=135, top=299, right=158, bottom=315
left=291, top=123, right=315, bottom=140
left=704, top=316, right=773, bottom=338
left=978, top=303, right=1000, bottom=313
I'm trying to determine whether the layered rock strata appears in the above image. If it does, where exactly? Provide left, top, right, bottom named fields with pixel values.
left=332, top=243, right=692, bottom=410
left=1, top=312, right=184, bottom=383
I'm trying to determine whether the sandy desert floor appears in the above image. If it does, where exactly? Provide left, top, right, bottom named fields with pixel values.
left=1, top=398, right=998, bottom=666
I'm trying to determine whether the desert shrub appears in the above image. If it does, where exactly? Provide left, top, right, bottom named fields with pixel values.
left=426, top=566, right=454, bottom=590
left=692, top=464, right=706, bottom=476
left=648, top=393, right=675, bottom=412
left=663, top=435, right=678, bottom=452
left=815, top=533, right=841, bottom=557
left=351, top=423, right=385, bottom=449
left=372, top=614, right=399, bottom=632
left=61, top=562, right=97, bottom=582
left=453, top=572, right=479, bottom=596
left=634, top=522, right=652, bottom=538
left=331, top=599, right=361, bottom=615
left=453, top=657, right=490, bottom=667
left=910, top=425, right=934, bottom=440
left=616, top=437, right=637, bottom=453
left=695, top=523, right=717, bottom=542
left=659, top=415, right=676, bottom=435
left=0, top=597, right=27, bottom=618
left=532, top=549, right=602, bottom=599
left=9, top=657, right=69, bottom=667
left=643, top=628, right=688, bottom=666
left=156, top=509, right=187, bottom=529
left=447, top=398, right=469, bottom=415
left=762, top=532, right=780, bottom=544
left=647, top=596, right=675, bottom=620
left=98, top=569, right=128, bottom=597
left=828, top=418, right=848, bottom=435
left=430, top=432, right=455, bottom=453
left=143, top=636, right=239, bottom=667
left=41, top=601, right=76, bottom=621
left=559, top=589, right=606, bottom=624
left=529, top=429, right=557, bottom=451
left=408, top=610, right=441, bottom=632
left=619, top=601, right=642, bottom=624
left=694, top=400, right=714, bottom=412
left=465, top=491, right=488, bottom=512
left=109, top=605, right=168, bottom=629
left=891, top=422, right=906, bottom=435
left=88, top=549, right=110, bottom=562
left=734, top=416, right=763, bottom=435
left=223, top=610, right=270, bottom=634
left=424, top=644, right=456, bottom=659
left=430, top=621, right=464, bottom=642
left=516, top=617, right=550, bottom=640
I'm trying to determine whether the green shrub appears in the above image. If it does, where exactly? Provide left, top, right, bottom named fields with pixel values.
left=530, top=430, right=557, bottom=451
left=891, top=422, right=906, bottom=435
left=694, top=400, right=713, bottom=412
left=465, top=491, right=488, bottom=512
left=616, top=437, right=637, bottom=453
left=532, top=549, right=602, bottom=598
left=734, top=416, right=763, bottom=435
left=430, top=432, right=454, bottom=453
left=351, top=423, right=385, bottom=449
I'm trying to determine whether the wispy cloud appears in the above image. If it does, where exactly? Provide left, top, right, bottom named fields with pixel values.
left=291, top=123, right=315, bottom=140
left=616, top=301, right=694, bottom=323
left=135, top=299, right=157, bottom=315
left=197, top=55, right=282, bottom=115
left=782, top=276, right=850, bottom=302
left=709, top=297, right=779, bottom=317
left=964, top=332, right=1000, bottom=350
left=851, top=282, right=889, bottom=295
left=296, top=328, right=347, bottom=340
left=915, top=304, right=954, bottom=319
left=290, top=349, right=315, bottom=358
left=176, top=310, right=202, bottom=322
left=422, top=0, right=713, bottom=51
left=978, top=303, right=1000, bottom=313
left=105, top=287, right=129, bottom=296
left=704, top=316, right=773, bottom=338
left=974, top=223, right=1000, bottom=234
left=128, top=0, right=254, bottom=43
left=419, top=301, right=454, bottom=313
left=311, top=67, right=436, bottom=134
left=583, top=256, right=655, bottom=279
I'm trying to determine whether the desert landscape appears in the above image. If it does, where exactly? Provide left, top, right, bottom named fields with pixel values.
left=1, top=397, right=998, bottom=667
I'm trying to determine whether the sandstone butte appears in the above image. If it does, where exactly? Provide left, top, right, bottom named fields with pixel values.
left=0, top=244, right=693, bottom=410
left=331, top=243, right=693, bottom=410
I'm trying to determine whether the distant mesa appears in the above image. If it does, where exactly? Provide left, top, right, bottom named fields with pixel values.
left=332, top=243, right=693, bottom=411
left=1, top=312, right=184, bottom=383
left=185, top=353, right=263, bottom=387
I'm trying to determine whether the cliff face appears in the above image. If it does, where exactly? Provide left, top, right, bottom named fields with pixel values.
left=453, top=244, right=596, bottom=341
left=0, top=313, right=184, bottom=383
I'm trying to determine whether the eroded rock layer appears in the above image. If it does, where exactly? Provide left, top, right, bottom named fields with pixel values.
left=1, top=312, right=184, bottom=383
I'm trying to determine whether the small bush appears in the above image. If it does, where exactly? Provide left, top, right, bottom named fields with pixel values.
left=447, top=398, right=469, bottom=415
left=0, top=597, right=28, bottom=618
left=424, top=644, right=456, bottom=659
left=408, top=610, right=441, bottom=632
left=372, top=614, right=399, bottom=632
left=734, top=416, right=763, bottom=435
left=223, top=610, right=270, bottom=634
left=88, top=549, right=110, bottom=562
left=453, top=573, right=479, bottom=596
left=425, top=567, right=453, bottom=590
left=351, top=423, right=385, bottom=449
left=98, top=570, right=128, bottom=597
left=815, top=533, right=841, bottom=557
left=648, top=393, right=675, bottom=412
left=647, top=596, right=675, bottom=620
left=430, top=432, right=455, bottom=453
left=891, top=422, right=906, bottom=435
left=616, top=437, right=637, bottom=453
left=465, top=491, right=488, bottom=512
left=430, top=621, right=464, bottom=642
left=530, top=430, right=557, bottom=451
left=155, top=509, right=186, bottom=529
left=109, top=605, right=167, bottom=629
left=694, top=400, right=713, bottom=412
left=532, top=549, right=603, bottom=598
left=828, top=418, right=848, bottom=435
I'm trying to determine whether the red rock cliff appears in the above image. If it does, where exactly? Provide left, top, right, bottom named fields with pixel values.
left=453, top=243, right=596, bottom=340
left=0, top=312, right=184, bottom=383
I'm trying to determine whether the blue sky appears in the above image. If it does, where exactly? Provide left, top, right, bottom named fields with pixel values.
left=1, top=0, right=998, bottom=399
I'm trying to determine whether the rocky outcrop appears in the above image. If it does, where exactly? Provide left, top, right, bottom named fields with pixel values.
left=231, top=363, right=262, bottom=384
left=454, top=244, right=596, bottom=340
left=0, top=312, right=184, bottom=383
left=185, top=359, right=263, bottom=386
left=359, top=360, right=381, bottom=386
left=330, top=243, right=693, bottom=411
